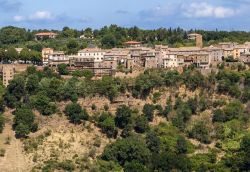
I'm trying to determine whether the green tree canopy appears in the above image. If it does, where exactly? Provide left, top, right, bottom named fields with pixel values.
left=64, top=102, right=89, bottom=124
left=115, top=105, right=132, bottom=129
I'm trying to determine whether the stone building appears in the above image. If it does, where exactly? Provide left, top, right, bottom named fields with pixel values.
left=42, top=48, right=54, bottom=65
left=48, top=51, right=69, bottom=66
left=35, top=32, right=58, bottom=40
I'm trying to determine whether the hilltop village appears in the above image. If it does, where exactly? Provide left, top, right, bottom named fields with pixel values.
left=2, top=31, right=250, bottom=86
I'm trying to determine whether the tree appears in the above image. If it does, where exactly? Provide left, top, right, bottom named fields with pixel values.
left=242, top=88, right=250, bottom=103
left=101, top=34, right=117, bottom=49
left=26, top=66, right=37, bottom=75
left=163, top=70, right=181, bottom=87
left=244, top=71, right=250, bottom=87
left=26, top=74, right=39, bottom=94
left=14, top=107, right=35, bottom=137
left=30, top=50, right=42, bottom=64
left=57, top=64, right=69, bottom=75
left=66, top=39, right=79, bottom=55
left=142, top=104, right=155, bottom=121
left=187, top=97, right=198, bottom=114
left=30, top=94, right=56, bottom=116
left=83, top=28, right=93, bottom=38
left=146, top=132, right=161, bottom=153
left=212, top=109, right=225, bottom=122
left=101, top=136, right=151, bottom=166
left=238, top=134, right=250, bottom=171
left=134, top=116, right=149, bottom=133
left=82, top=69, right=94, bottom=80
left=0, top=48, right=5, bottom=62
left=229, top=84, right=241, bottom=98
left=0, top=26, right=28, bottom=44
left=95, top=160, right=122, bottom=172
left=189, top=121, right=211, bottom=144
left=19, top=48, right=30, bottom=63
left=124, top=161, right=149, bottom=172
left=15, top=123, right=30, bottom=138
left=133, top=71, right=163, bottom=99
left=5, top=47, right=18, bottom=62
left=163, top=98, right=172, bottom=117
left=62, top=27, right=78, bottom=38
left=223, top=100, right=244, bottom=122
left=151, top=151, right=191, bottom=172
left=226, top=134, right=250, bottom=171
left=115, top=105, right=132, bottom=129
left=45, top=78, right=63, bottom=101
left=97, top=76, right=118, bottom=101
left=64, top=103, right=89, bottom=124
left=99, top=115, right=118, bottom=138
left=213, top=100, right=246, bottom=123
left=121, top=125, right=133, bottom=138
left=60, top=77, right=78, bottom=102
left=184, top=70, right=205, bottom=91
left=72, top=70, right=85, bottom=77
left=172, top=102, right=193, bottom=130
left=4, top=75, right=25, bottom=108
left=176, top=136, right=188, bottom=154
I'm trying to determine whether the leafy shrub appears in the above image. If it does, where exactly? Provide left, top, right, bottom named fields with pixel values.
left=101, top=136, right=151, bottom=166
left=143, top=104, right=155, bottom=121
left=13, top=106, right=36, bottom=137
left=57, top=63, right=69, bottom=75
left=115, top=105, right=132, bottom=129
left=98, top=113, right=118, bottom=138
left=134, top=116, right=149, bottom=133
left=64, top=102, right=89, bottom=124
left=189, top=121, right=211, bottom=144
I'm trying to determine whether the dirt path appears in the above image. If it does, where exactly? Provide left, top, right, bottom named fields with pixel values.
left=0, top=113, right=31, bottom=172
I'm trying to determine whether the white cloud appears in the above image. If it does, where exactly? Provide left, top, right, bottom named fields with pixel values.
left=13, top=11, right=53, bottom=22
left=183, top=2, right=237, bottom=18
left=29, top=11, right=53, bottom=20
left=13, top=15, right=25, bottom=22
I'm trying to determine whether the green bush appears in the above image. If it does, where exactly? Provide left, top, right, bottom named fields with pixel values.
left=14, top=106, right=36, bottom=137
left=101, top=136, right=151, bottom=166
left=57, top=64, right=69, bottom=75
left=134, top=116, right=149, bottom=133
left=142, top=104, right=155, bottom=121
left=189, top=121, right=211, bottom=144
left=64, top=102, right=89, bottom=124
left=98, top=113, right=118, bottom=138
left=115, top=105, right=132, bottom=129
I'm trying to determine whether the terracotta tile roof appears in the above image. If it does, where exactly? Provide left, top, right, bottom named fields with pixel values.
left=124, top=41, right=141, bottom=44
left=78, top=47, right=106, bottom=53
left=35, top=32, right=58, bottom=36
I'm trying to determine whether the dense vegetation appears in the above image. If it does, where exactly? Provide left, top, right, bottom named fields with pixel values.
left=1, top=25, right=250, bottom=55
left=0, top=62, right=249, bottom=171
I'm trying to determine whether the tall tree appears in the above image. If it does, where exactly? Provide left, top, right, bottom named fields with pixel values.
left=19, top=48, right=30, bottom=63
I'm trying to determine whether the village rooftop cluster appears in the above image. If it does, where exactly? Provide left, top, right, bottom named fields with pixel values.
left=40, top=32, right=250, bottom=75
left=2, top=31, right=250, bottom=86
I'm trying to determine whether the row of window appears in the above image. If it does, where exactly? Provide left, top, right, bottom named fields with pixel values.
left=79, top=53, right=104, bottom=56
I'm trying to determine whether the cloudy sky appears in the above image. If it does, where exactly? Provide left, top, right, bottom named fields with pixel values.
left=1, top=0, right=250, bottom=30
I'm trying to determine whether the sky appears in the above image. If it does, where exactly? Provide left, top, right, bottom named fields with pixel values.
left=1, top=0, right=250, bottom=30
